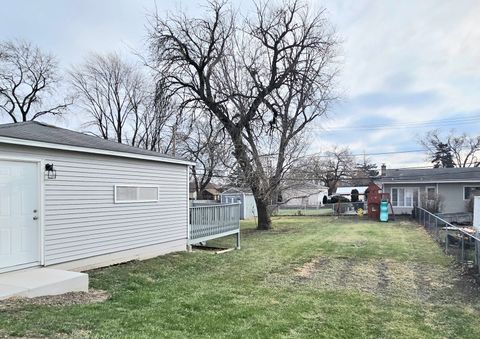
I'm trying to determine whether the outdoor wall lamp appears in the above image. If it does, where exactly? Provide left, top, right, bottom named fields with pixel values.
left=45, top=163, right=57, bottom=179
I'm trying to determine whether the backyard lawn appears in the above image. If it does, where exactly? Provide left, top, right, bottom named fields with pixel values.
left=2, top=216, right=480, bottom=338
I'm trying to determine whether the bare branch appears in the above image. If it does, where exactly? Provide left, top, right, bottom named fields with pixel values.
left=0, top=39, right=70, bottom=122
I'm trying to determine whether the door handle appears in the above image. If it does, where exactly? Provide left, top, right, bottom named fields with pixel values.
left=33, top=216, right=38, bottom=220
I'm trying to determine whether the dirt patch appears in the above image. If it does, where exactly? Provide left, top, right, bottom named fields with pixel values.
left=242, top=227, right=299, bottom=237
left=282, top=256, right=480, bottom=308
left=295, top=257, right=330, bottom=279
left=0, top=289, right=110, bottom=310
left=376, top=261, right=390, bottom=292
left=337, top=258, right=356, bottom=288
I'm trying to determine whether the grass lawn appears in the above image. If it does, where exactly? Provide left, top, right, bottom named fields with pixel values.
left=2, top=217, right=480, bottom=338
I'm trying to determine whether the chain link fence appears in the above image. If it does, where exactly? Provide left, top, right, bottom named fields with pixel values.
left=414, top=206, right=480, bottom=273
left=272, top=202, right=367, bottom=217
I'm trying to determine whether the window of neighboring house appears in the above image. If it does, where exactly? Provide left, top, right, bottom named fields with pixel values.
left=391, top=187, right=419, bottom=207
left=115, top=185, right=159, bottom=203
left=464, top=186, right=480, bottom=200
left=426, top=186, right=436, bottom=200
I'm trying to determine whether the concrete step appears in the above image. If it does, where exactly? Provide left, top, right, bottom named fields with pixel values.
left=0, top=268, right=88, bottom=300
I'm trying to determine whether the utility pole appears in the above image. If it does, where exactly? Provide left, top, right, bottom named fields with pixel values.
left=172, top=125, right=177, bottom=156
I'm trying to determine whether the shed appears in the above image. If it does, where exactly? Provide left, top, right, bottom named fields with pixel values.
left=220, top=187, right=257, bottom=220
left=0, top=122, right=194, bottom=274
left=281, top=183, right=328, bottom=207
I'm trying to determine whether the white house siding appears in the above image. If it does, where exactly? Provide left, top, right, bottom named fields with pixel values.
left=0, top=144, right=188, bottom=267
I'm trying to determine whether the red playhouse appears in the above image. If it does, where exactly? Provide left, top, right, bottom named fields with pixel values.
left=366, top=182, right=395, bottom=220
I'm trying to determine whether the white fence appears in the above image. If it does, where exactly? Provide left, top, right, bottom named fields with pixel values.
left=188, top=203, right=241, bottom=249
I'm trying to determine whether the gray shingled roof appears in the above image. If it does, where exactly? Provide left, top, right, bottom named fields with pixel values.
left=382, top=167, right=480, bottom=183
left=0, top=121, right=191, bottom=164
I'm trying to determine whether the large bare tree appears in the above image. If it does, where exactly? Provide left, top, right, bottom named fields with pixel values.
left=420, top=130, right=480, bottom=167
left=0, top=40, right=70, bottom=122
left=148, top=0, right=337, bottom=229
left=70, top=53, right=149, bottom=144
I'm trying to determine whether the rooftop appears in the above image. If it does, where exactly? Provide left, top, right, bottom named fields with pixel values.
left=381, top=167, right=480, bottom=183
left=335, top=186, right=369, bottom=194
left=0, top=122, right=193, bottom=165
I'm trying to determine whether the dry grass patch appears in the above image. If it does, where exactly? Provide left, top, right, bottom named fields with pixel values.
left=0, top=289, right=110, bottom=311
left=286, top=256, right=480, bottom=308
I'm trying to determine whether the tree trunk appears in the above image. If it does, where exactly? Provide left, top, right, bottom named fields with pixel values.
left=255, top=197, right=272, bottom=230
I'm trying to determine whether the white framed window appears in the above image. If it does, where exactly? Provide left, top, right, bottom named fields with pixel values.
left=391, top=187, right=419, bottom=207
left=114, top=185, right=159, bottom=203
left=464, top=186, right=480, bottom=200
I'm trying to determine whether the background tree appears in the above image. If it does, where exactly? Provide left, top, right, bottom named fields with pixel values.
left=70, top=53, right=147, bottom=144
left=351, top=156, right=379, bottom=185
left=179, top=112, right=232, bottom=199
left=149, top=0, right=338, bottom=229
left=135, top=80, right=181, bottom=154
left=226, top=164, right=249, bottom=188
left=301, top=147, right=354, bottom=195
left=0, top=40, right=70, bottom=122
left=420, top=129, right=480, bottom=167
left=431, top=142, right=455, bottom=168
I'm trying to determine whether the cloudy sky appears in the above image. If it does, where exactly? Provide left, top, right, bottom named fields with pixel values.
left=1, top=0, right=479, bottom=168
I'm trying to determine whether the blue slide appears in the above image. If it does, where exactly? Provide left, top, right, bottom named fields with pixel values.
left=379, top=200, right=389, bottom=222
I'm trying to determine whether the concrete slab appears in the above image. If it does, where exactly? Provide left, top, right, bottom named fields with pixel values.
left=0, top=268, right=88, bottom=300
left=0, top=283, right=27, bottom=299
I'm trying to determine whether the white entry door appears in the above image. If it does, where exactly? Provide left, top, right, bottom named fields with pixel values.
left=0, top=160, right=40, bottom=270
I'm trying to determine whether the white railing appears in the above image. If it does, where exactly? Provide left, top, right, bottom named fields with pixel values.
left=188, top=203, right=241, bottom=249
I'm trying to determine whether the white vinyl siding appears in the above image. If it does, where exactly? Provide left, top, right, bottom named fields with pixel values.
left=391, top=187, right=419, bottom=207
left=0, top=144, right=188, bottom=266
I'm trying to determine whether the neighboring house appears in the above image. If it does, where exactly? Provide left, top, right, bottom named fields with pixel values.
left=281, top=184, right=328, bottom=207
left=334, top=186, right=369, bottom=201
left=220, top=187, right=257, bottom=220
left=380, top=166, right=480, bottom=215
left=0, top=122, right=194, bottom=274
left=189, top=182, right=220, bottom=201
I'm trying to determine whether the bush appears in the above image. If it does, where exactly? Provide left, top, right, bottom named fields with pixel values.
left=420, top=192, right=444, bottom=213
left=351, top=189, right=359, bottom=203
left=329, top=196, right=350, bottom=204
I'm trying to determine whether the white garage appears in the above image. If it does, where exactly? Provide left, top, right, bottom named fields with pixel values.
left=0, top=121, right=193, bottom=275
